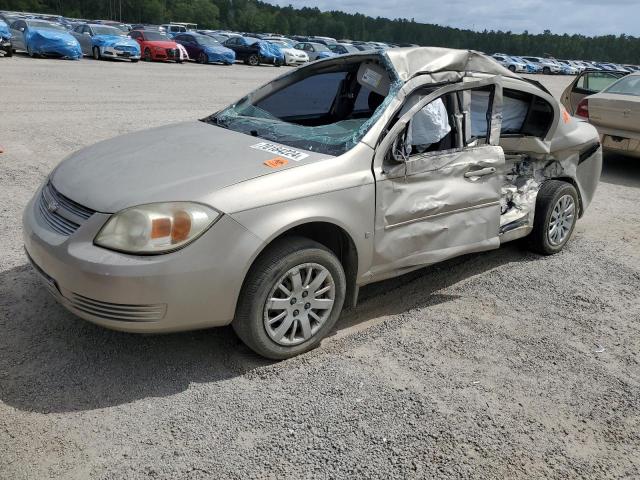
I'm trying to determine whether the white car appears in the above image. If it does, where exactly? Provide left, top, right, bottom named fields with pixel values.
left=491, top=54, right=528, bottom=73
left=521, top=56, right=563, bottom=74
left=265, top=38, right=308, bottom=66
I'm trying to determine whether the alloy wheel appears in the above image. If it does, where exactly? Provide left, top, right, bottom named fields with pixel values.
left=263, top=263, right=335, bottom=346
left=548, top=194, right=575, bottom=246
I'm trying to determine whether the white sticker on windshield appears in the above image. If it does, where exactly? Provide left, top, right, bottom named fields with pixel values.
left=361, top=68, right=382, bottom=89
left=251, top=142, right=309, bottom=161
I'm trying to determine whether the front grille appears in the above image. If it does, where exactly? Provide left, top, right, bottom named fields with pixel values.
left=37, top=182, right=95, bottom=236
left=115, top=45, right=136, bottom=53
left=67, top=292, right=167, bottom=322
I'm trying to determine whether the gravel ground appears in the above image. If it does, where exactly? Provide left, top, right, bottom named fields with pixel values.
left=1, top=56, right=639, bottom=480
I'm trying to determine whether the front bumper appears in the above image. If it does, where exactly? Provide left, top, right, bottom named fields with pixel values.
left=23, top=189, right=263, bottom=333
left=284, top=53, right=308, bottom=65
left=101, top=45, right=140, bottom=60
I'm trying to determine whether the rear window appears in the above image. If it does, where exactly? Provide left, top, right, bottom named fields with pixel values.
left=604, top=75, right=640, bottom=96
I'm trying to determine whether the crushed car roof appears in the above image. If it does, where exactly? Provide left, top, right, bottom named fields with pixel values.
left=385, top=46, right=522, bottom=81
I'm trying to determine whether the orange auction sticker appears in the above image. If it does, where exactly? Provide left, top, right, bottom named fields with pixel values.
left=264, top=157, right=289, bottom=168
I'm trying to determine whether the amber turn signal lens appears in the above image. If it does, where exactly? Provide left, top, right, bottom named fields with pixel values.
left=151, top=217, right=171, bottom=239
left=171, top=210, right=192, bottom=243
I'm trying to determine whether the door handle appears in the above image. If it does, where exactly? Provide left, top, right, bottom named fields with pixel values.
left=464, top=167, right=496, bottom=178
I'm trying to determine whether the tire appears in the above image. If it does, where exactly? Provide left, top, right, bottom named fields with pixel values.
left=233, top=236, right=347, bottom=360
left=130, top=59, right=139, bottom=63
left=508, top=65, right=516, bottom=72
left=543, top=66, right=551, bottom=75
left=198, top=52, right=207, bottom=64
left=143, top=48, right=152, bottom=61
left=92, top=46, right=100, bottom=60
left=275, top=59, right=282, bottom=67
left=247, top=53, right=259, bottom=66
left=4, top=47, right=12, bottom=57
left=527, top=180, right=579, bottom=255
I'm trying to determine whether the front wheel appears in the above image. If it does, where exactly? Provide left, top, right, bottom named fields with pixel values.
left=4, top=47, right=12, bottom=57
left=233, top=236, right=346, bottom=360
left=246, top=53, right=259, bottom=66
left=527, top=180, right=579, bottom=255
left=143, top=48, right=152, bottom=61
left=543, top=66, right=551, bottom=75
left=198, top=52, right=207, bottom=64
left=92, top=46, right=101, bottom=60
left=508, top=65, right=516, bottom=72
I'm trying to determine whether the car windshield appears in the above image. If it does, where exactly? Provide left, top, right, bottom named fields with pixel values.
left=604, top=75, right=640, bottom=96
left=143, top=31, right=170, bottom=41
left=92, top=25, right=123, bottom=36
left=196, top=35, right=220, bottom=46
left=205, top=61, right=399, bottom=156
left=27, top=21, right=66, bottom=32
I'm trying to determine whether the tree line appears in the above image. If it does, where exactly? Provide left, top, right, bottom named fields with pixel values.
left=2, top=0, right=639, bottom=63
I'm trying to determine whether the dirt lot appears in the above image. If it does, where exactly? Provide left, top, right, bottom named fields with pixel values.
left=1, top=56, right=639, bottom=480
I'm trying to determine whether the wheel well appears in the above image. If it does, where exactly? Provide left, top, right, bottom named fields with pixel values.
left=271, top=222, right=359, bottom=308
left=553, top=176, right=584, bottom=217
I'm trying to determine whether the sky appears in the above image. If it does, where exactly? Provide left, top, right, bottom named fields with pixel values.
left=267, top=0, right=640, bottom=37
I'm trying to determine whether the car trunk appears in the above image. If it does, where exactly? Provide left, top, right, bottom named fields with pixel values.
left=588, top=93, right=640, bottom=132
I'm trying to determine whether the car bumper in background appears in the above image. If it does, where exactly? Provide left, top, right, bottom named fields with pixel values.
left=601, top=133, right=640, bottom=158
left=22, top=188, right=263, bottom=333
left=101, top=45, right=140, bottom=60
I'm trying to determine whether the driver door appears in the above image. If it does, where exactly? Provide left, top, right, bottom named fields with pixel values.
left=370, top=77, right=505, bottom=280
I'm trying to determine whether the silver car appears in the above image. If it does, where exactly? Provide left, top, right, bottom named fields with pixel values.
left=23, top=48, right=602, bottom=359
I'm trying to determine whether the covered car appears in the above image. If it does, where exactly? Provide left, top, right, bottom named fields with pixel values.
left=565, top=72, right=640, bottom=158
left=129, top=29, right=185, bottom=62
left=223, top=36, right=284, bottom=66
left=263, top=38, right=308, bottom=65
left=10, top=19, right=81, bottom=59
left=71, top=24, right=140, bottom=61
left=0, top=18, right=12, bottom=57
left=521, top=56, right=562, bottom=74
left=173, top=32, right=235, bottom=64
left=23, top=47, right=602, bottom=360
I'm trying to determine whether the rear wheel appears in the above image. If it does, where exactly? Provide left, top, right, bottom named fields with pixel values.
left=92, top=46, right=100, bottom=60
left=4, top=47, right=12, bottom=57
left=143, top=48, right=152, bottom=61
left=543, top=66, right=551, bottom=75
left=198, top=52, right=207, bottom=64
left=233, top=236, right=346, bottom=359
left=508, top=65, right=516, bottom=72
left=528, top=180, right=579, bottom=255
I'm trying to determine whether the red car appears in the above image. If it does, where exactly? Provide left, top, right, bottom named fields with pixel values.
left=129, top=29, right=186, bottom=62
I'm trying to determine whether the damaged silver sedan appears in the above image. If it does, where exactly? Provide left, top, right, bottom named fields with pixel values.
left=23, top=47, right=602, bottom=359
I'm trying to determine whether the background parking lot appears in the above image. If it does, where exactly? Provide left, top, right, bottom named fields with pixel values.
left=1, top=57, right=639, bottom=479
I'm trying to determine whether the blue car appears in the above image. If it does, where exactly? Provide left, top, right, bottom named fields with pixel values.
left=71, top=24, right=140, bottom=61
left=0, top=19, right=12, bottom=56
left=9, top=19, right=81, bottom=59
left=173, top=32, right=235, bottom=64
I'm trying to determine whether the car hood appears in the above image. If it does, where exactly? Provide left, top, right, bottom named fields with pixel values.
left=143, top=40, right=176, bottom=48
left=93, top=34, right=137, bottom=48
left=28, top=28, right=76, bottom=43
left=51, top=121, right=332, bottom=213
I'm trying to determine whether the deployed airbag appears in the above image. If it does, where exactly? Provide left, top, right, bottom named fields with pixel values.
left=407, top=98, right=451, bottom=147
left=471, top=90, right=527, bottom=136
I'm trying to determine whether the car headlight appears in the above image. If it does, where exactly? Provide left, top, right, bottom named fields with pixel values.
left=95, top=202, right=220, bottom=254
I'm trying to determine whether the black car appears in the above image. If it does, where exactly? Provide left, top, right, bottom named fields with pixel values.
left=222, top=36, right=283, bottom=66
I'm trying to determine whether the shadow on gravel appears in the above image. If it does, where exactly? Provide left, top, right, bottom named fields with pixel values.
left=0, top=243, right=535, bottom=413
left=601, top=152, right=640, bottom=188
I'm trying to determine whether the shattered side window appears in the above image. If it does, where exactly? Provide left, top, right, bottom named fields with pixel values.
left=205, top=56, right=402, bottom=156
